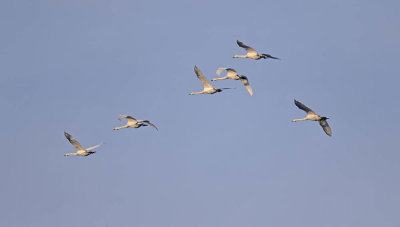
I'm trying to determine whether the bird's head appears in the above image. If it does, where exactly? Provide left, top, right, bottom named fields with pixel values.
left=321, top=116, right=329, bottom=120
left=215, top=88, right=223, bottom=92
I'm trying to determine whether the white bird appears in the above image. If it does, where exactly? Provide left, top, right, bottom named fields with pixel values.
left=212, top=67, right=253, bottom=96
left=234, top=40, right=280, bottom=60
left=114, top=115, right=158, bottom=131
left=189, top=65, right=232, bottom=95
left=64, top=131, right=103, bottom=156
left=292, top=99, right=332, bottom=136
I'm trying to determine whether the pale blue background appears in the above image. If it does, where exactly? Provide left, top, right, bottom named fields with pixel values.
left=1, top=0, right=400, bottom=226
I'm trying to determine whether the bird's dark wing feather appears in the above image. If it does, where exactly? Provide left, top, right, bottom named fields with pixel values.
left=141, top=120, right=158, bottom=131
left=236, top=40, right=256, bottom=53
left=239, top=76, right=253, bottom=96
left=237, top=40, right=251, bottom=49
left=64, top=131, right=84, bottom=151
left=262, top=54, right=280, bottom=60
left=294, top=99, right=316, bottom=114
left=319, top=119, right=332, bottom=136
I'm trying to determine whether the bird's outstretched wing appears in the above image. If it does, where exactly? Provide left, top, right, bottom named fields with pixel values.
left=194, top=65, right=212, bottom=89
left=226, top=68, right=238, bottom=77
left=319, top=119, right=332, bottom=136
left=64, top=132, right=84, bottom=151
left=140, top=120, right=158, bottom=131
left=86, top=142, right=103, bottom=151
left=239, top=76, right=253, bottom=96
left=237, top=40, right=257, bottom=54
left=216, top=67, right=228, bottom=75
left=294, top=99, right=316, bottom=114
left=118, top=115, right=128, bottom=121
left=216, top=67, right=237, bottom=75
left=262, top=53, right=280, bottom=60
left=119, top=115, right=138, bottom=124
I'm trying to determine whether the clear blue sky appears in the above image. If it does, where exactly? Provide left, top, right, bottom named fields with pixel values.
left=1, top=0, right=400, bottom=226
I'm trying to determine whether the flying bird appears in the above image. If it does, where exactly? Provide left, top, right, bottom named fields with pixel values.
left=189, top=65, right=232, bottom=95
left=64, top=131, right=103, bottom=156
left=114, top=115, right=158, bottom=131
left=212, top=67, right=253, bottom=96
left=292, top=99, right=332, bottom=136
left=234, top=40, right=280, bottom=60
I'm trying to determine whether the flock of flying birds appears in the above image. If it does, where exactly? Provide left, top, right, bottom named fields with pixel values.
left=63, top=40, right=332, bottom=157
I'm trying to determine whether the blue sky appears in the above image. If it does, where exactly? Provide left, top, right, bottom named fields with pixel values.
left=1, top=0, right=400, bottom=226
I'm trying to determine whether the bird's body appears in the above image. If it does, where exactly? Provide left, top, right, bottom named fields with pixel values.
left=292, top=99, right=332, bottom=136
left=212, top=68, right=253, bottom=96
left=64, top=132, right=103, bottom=156
left=189, top=66, right=232, bottom=95
left=114, top=115, right=158, bottom=131
left=234, top=40, right=279, bottom=60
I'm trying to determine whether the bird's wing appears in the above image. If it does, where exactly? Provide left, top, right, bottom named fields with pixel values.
left=239, top=76, right=253, bottom=96
left=86, top=142, right=103, bottom=151
left=216, top=68, right=237, bottom=78
left=294, top=99, right=316, bottom=114
left=194, top=65, right=213, bottom=89
left=216, top=67, right=228, bottom=75
left=237, top=40, right=257, bottom=54
left=125, top=116, right=138, bottom=124
left=140, top=120, right=158, bottom=130
left=262, top=54, right=280, bottom=60
left=225, top=68, right=238, bottom=77
left=319, top=119, right=332, bottom=136
left=119, top=115, right=137, bottom=124
left=118, top=115, right=128, bottom=121
left=64, top=132, right=84, bottom=151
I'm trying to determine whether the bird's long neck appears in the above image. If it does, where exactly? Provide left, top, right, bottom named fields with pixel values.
left=212, top=76, right=228, bottom=81
left=189, top=91, right=204, bottom=95
left=292, top=118, right=308, bottom=122
left=64, top=153, right=78, bottom=156
left=233, top=54, right=248, bottom=58
left=114, top=125, right=129, bottom=130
